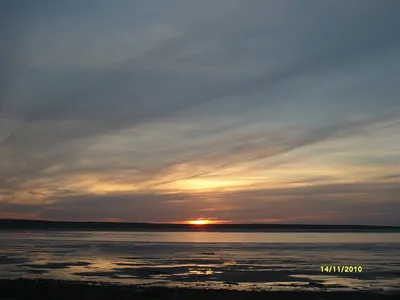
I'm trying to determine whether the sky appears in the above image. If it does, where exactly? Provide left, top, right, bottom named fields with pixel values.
left=0, top=0, right=399, bottom=225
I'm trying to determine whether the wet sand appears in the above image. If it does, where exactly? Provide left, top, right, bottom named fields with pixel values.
left=2, top=231, right=400, bottom=292
left=0, top=279, right=399, bottom=300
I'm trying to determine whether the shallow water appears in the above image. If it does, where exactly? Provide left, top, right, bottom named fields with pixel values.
left=0, top=230, right=399, bottom=292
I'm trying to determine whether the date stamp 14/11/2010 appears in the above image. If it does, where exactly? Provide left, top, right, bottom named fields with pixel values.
left=320, top=266, right=363, bottom=273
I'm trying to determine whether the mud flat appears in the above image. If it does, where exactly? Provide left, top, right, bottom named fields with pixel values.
left=0, top=279, right=399, bottom=300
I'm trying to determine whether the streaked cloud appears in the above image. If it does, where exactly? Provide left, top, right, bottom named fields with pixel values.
left=1, top=0, right=399, bottom=225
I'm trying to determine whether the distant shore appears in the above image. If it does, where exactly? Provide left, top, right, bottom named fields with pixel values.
left=0, top=279, right=399, bottom=300
left=1, top=219, right=399, bottom=232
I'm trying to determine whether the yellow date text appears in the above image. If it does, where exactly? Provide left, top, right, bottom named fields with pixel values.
left=320, top=265, right=363, bottom=273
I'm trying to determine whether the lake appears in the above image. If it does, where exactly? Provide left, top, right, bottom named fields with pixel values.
left=0, top=230, right=399, bottom=292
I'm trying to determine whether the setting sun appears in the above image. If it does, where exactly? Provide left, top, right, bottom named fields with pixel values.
left=173, top=219, right=231, bottom=225
left=187, top=219, right=212, bottom=225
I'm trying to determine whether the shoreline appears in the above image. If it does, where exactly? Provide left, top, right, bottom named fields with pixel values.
left=1, top=279, right=399, bottom=300
left=2, top=228, right=400, bottom=233
left=1, top=219, right=399, bottom=232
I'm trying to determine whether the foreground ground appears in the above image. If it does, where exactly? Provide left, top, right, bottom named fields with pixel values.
left=0, top=279, right=399, bottom=300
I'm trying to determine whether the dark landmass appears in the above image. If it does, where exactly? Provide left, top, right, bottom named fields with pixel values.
left=1, top=219, right=399, bottom=232
left=0, top=279, right=399, bottom=300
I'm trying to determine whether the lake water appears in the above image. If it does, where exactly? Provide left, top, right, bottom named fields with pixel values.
left=0, top=230, right=399, bottom=292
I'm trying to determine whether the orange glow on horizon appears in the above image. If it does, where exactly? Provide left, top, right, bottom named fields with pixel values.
left=176, top=219, right=232, bottom=225
left=187, top=219, right=211, bottom=225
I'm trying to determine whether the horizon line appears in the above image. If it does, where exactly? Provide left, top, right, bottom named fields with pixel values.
left=0, top=218, right=399, bottom=227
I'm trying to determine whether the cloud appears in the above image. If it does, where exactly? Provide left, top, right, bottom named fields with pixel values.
left=1, top=0, right=400, bottom=224
left=1, top=181, right=399, bottom=225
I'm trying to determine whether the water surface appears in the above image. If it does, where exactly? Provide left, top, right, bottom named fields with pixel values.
left=1, top=230, right=399, bottom=292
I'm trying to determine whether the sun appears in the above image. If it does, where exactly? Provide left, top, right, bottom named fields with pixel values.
left=187, top=219, right=211, bottom=225
left=174, top=219, right=231, bottom=225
